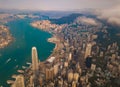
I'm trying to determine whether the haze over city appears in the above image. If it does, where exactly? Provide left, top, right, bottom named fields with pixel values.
left=0, top=0, right=120, bottom=11
left=1, top=0, right=120, bottom=26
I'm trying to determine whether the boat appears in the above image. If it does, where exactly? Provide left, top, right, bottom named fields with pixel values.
left=7, top=80, right=14, bottom=84
left=26, top=62, right=31, bottom=65
left=5, top=58, right=11, bottom=64
left=17, top=70, right=24, bottom=73
left=22, top=66, right=27, bottom=69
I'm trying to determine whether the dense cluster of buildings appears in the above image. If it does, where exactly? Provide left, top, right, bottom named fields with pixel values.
left=31, top=20, right=67, bottom=33
left=0, top=25, right=13, bottom=48
left=10, top=16, right=120, bottom=87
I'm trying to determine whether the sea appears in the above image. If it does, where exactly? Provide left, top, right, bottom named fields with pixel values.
left=0, top=18, right=55, bottom=87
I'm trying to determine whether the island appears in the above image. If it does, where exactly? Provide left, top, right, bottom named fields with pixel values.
left=0, top=25, right=13, bottom=48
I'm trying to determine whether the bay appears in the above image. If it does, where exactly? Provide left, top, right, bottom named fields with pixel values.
left=0, top=19, right=55, bottom=87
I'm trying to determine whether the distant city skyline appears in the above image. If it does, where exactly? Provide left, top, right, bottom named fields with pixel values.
left=0, top=0, right=120, bottom=11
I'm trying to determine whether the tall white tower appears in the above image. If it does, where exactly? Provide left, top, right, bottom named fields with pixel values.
left=32, top=47, right=39, bottom=75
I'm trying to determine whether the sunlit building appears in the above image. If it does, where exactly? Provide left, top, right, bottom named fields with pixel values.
left=46, top=68, right=54, bottom=81
left=84, top=43, right=92, bottom=58
left=32, top=47, right=39, bottom=75
left=11, top=75, right=25, bottom=87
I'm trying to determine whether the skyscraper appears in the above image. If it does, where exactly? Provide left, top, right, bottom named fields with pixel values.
left=45, top=68, right=54, bottom=81
left=54, top=64, right=59, bottom=76
left=84, top=43, right=92, bottom=58
left=68, top=72, right=73, bottom=83
left=32, top=47, right=39, bottom=77
left=68, top=53, right=72, bottom=62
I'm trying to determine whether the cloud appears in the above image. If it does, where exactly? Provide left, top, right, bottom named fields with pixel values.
left=97, top=6, right=120, bottom=26
left=75, top=17, right=99, bottom=26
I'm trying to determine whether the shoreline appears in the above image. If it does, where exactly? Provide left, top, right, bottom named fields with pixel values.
left=0, top=25, right=14, bottom=49
left=46, top=36, right=59, bottom=60
left=31, top=22, right=61, bottom=62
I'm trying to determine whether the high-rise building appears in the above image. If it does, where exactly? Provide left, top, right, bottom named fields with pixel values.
left=68, top=72, right=73, bottom=83
left=32, top=47, right=39, bottom=86
left=11, top=75, right=25, bottom=87
left=45, top=68, right=54, bottom=81
left=84, top=43, right=92, bottom=58
left=64, top=81, right=68, bottom=87
left=54, top=64, right=59, bottom=76
left=58, top=77, right=63, bottom=87
left=68, top=53, right=72, bottom=62
left=100, top=51, right=104, bottom=57
left=64, top=62, right=68, bottom=68
left=91, top=64, right=96, bottom=71
left=29, top=76, right=34, bottom=87
left=32, top=47, right=39, bottom=75
left=73, top=73, right=79, bottom=82
left=72, top=81, right=76, bottom=87
left=39, top=77, right=43, bottom=87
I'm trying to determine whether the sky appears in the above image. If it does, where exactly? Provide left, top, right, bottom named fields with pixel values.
left=0, top=0, right=120, bottom=26
left=0, top=0, right=120, bottom=11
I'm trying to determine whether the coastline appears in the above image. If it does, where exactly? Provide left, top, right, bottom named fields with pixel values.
left=48, top=37, right=57, bottom=51
left=3, top=19, right=55, bottom=87
left=47, top=36, right=59, bottom=58
left=0, top=25, right=14, bottom=49
left=31, top=22, right=61, bottom=62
